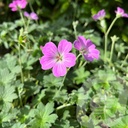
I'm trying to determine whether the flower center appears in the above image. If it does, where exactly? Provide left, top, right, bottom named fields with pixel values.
left=55, top=54, right=63, bottom=62
left=81, top=48, right=88, bottom=54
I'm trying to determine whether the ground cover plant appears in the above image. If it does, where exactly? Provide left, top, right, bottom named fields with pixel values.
left=0, top=0, right=128, bottom=128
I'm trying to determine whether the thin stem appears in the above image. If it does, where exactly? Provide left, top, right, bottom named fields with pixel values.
left=76, top=53, right=81, bottom=60
left=117, top=52, right=121, bottom=59
left=76, top=53, right=82, bottom=68
left=110, top=40, right=115, bottom=62
left=19, top=9, right=26, bottom=28
left=73, top=21, right=78, bottom=39
left=58, top=73, right=67, bottom=92
left=78, top=60, right=83, bottom=67
left=78, top=61, right=87, bottom=68
left=17, top=87, right=23, bottom=107
left=28, top=1, right=38, bottom=24
left=56, top=103, right=72, bottom=110
left=24, top=19, right=31, bottom=49
left=18, top=43, right=24, bottom=83
left=28, top=1, right=34, bottom=12
left=104, top=17, right=118, bottom=62
left=121, top=54, right=128, bottom=68
left=81, top=61, right=87, bottom=67
left=53, top=53, right=81, bottom=99
left=54, top=68, right=69, bottom=98
left=74, top=27, right=77, bottom=39
left=26, top=18, right=30, bottom=31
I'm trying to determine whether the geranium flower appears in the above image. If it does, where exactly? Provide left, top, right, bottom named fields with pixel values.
left=40, top=40, right=76, bottom=77
left=92, top=9, right=106, bottom=21
left=115, top=7, right=128, bottom=18
left=9, top=0, right=27, bottom=11
left=24, top=11, right=38, bottom=20
left=74, top=36, right=100, bottom=62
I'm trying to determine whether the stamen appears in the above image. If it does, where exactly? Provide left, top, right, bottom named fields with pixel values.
left=56, top=54, right=63, bottom=62
left=81, top=48, right=87, bottom=54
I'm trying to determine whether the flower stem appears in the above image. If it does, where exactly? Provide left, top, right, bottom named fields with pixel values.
left=16, top=87, right=23, bottom=107
left=28, top=1, right=34, bottom=12
left=53, top=53, right=81, bottom=99
left=54, top=68, right=69, bottom=99
left=110, top=39, right=115, bottom=62
left=28, top=2, right=38, bottom=24
left=81, top=61, right=87, bottom=67
left=76, top=53, right=81, bottom=60
left=58, top=73, right=67, bottom=92
left=26, top=18, right=30, bottom=31
left=121, top=53, right=128, bottom=68
left=104, top=16, right=118, bottom=62
left=56, top=103, right=72, bottom=110
left=18, top=43, right=24, bottom=83
left=78, top=60, right=83, bottom=67
left=19, top=9, right=26, bottom=28
left=73, top=21, right=78, bottom=39
left=117, top=52, right=121, bottom=59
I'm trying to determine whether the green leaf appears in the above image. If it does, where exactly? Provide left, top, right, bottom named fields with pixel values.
left=43, top=73, right=63, bottom=88
left=11, top=122, right=26, bottom=128
left=0, top=85, right=17, bottom=109
left=110, top=116, right=128, bottom=128
left=30, top=102, right=58, bottom=128
left=0, top=108, right=18, bottom=126
left=0, top=68, right=14, bottom=85
left=74, top=67, right=90, bottom=84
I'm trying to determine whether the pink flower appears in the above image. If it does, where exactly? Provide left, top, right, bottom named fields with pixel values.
left=39, top=40, right=76, bottom=77
left=24, top=11, right=38, bottom=20
left=74, top=36, right=100, bottom=62
left=9, top=0, right=27, bottom=11
left=115, top=7, right=128, bottom=18
left=92, top=9, right=106, bottom=21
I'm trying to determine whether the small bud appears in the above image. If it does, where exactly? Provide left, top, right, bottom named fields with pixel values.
left=111, top=35, right=119, bottom=42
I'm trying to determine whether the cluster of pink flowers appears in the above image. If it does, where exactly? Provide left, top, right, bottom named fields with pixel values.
left=9, top=1, right=127, bottom=78
left=92, top=7, right=128, bottom=21
left=115, top=7, right=128, bottom=18
left=24, top=11, right=38, bottom=20
left=9, top=0, right=38, bottom=20
left=40, top=36, right=100, bottom=77
left=92, top=9, right=106, bottom=21
left=9, top=0, right=27, bottom=11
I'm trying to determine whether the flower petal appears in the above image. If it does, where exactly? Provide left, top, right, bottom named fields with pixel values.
left=92, top=9, right=106, bottom=21
left=123, top=13, right=128, bottom=18
left=83, top=54, right=94, bottom=61
left=84, top=49, right=100, bottom=61
left=74, top=40, right=82, bottom=50
left=9, top=3, right=14, bottom=8
left=86, top=39, right=94, bottom=48
left=58, top=39, right=72, bottom=53
left=63, top=53, right=76, bottom=67
left=9, top=0, right=27, bottom=11
left=90, top=49, right=100, bottom=59
left=30, top=12, right=38, bottom=20
left=42, top=42, right=58, bottom=56
left=78, top=36, right=87, bottom=46
left=52, top=63, right=67, bottom=77
left=21, top=0, right=27, bottom=8
left=24, top=11, right=30, bottom=17
left=115, top=7, right=124, bottom=15
left=74, top=36, right=86, bottom=50
left=39, top=56, right=56, bottom=70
